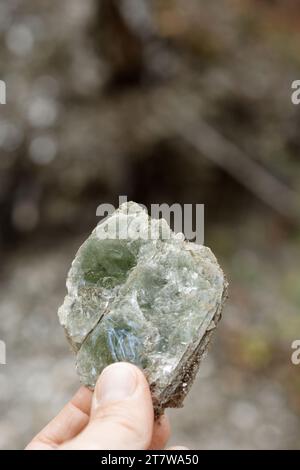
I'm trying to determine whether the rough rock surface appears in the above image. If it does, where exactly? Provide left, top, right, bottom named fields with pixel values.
left=58, top=202, right=227, bottom=413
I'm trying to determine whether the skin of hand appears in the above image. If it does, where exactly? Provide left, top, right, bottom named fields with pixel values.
left=26, top=362, right=187, bottom=450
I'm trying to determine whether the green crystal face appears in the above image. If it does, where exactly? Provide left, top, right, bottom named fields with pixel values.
left=80, top=238, right=137, bottom=286
left=58, top=202, right=227, bottom=411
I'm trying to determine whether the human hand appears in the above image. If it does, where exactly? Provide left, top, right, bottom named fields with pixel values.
left=26, top=362, right=187, bottom=450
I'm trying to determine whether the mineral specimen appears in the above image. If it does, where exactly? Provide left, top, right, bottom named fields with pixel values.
left=58, top=202, right=227, bottom=414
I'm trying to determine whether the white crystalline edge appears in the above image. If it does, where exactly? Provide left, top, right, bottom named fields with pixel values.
left=95, top=201, right=177, bottom=242
left=146, top=243, right=225, bottom=388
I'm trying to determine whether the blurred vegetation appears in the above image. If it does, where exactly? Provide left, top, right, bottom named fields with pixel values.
left=0, top=0, right=300, bottom=247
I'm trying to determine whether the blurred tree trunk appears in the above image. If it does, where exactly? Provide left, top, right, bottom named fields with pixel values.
left=92, top=0, right=157, bottom=86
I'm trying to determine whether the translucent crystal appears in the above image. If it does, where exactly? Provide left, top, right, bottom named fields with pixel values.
left=58, top=202, right=227, bottom=413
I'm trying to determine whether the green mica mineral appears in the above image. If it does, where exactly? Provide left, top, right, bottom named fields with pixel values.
left=58, top=202, right=227, bottom=414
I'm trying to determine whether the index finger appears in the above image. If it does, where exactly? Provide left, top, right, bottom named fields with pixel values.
left=26, top=386, right=93, bottom=450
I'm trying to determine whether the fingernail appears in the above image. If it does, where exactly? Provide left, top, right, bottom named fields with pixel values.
left=95, top=363, right=138, bottom=406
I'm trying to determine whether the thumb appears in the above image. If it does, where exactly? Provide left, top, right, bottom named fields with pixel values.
left=62, top=362, right=154, bottom=450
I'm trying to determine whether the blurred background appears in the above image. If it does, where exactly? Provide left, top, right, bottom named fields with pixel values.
left=0, top=0, right=300, bottom=449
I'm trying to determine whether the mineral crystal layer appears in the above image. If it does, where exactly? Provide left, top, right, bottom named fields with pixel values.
left=58, top=202, right=227, bottom=413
